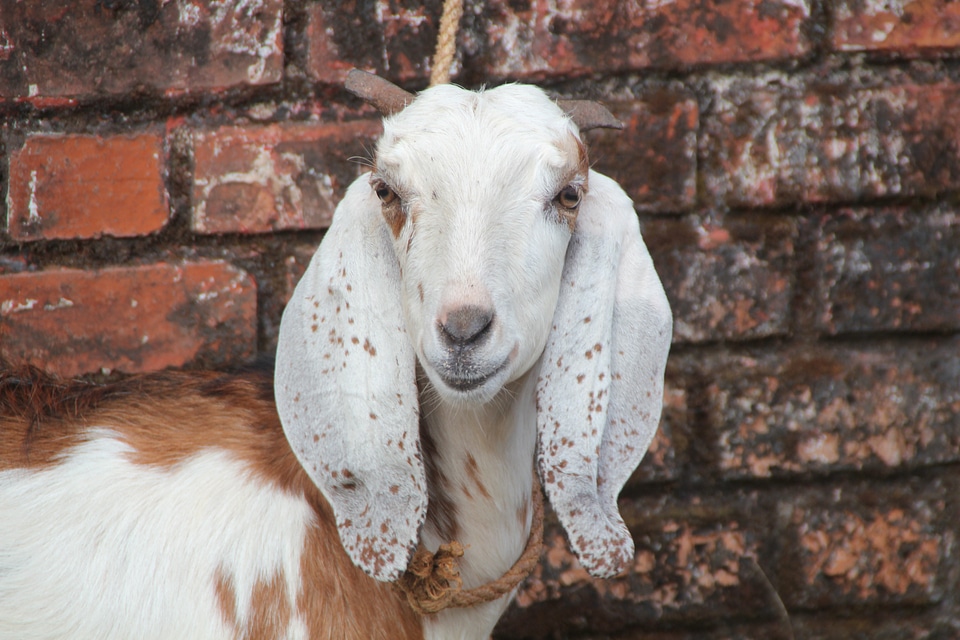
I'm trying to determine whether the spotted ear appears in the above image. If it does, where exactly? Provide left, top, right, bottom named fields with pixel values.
left=536, top=170, right=672, bottom=578
left=275, top=174, right=426, bottom=582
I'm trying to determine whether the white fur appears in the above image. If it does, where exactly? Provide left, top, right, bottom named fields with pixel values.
left=276, top=81, right=672, bottom=638
left=0, top=430, right=313, bottom=640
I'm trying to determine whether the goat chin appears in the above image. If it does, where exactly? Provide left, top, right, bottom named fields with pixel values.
left=1, top=75, right=672, bottom=640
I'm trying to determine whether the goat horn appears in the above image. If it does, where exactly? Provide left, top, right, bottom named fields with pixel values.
left=345, top=69, right=414, bottom=116
left=557, top=100, right=624, bottom=131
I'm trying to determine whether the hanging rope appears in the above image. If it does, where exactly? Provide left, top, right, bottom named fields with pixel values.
left=394, top=3, right=546, bottom=614
left=395, top=472, right=545, bottom=615
left=429, top=0, right=464, bottom=86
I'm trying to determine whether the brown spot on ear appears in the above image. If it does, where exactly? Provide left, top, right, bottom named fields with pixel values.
left=417, top=283, right=424, bottom=303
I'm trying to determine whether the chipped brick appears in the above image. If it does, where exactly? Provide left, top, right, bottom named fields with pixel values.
left=191, top=120, right=381, bottom=234
left=305, top=1, right=441, bottom=85
left=498, top=519, right=773, bottom=637
left=473, top=0, right=812, bottom=80
left=706, top=342, right=960, bottom=479
left=783, top=484, right=948, bottom=608
left=0, top=0, right=282, bottom=98
left=587, top=92, right=698, bottom=214
left=644, top=214, right=795, bottom=344
left=701, top=79, right=960, bottom=208
left=0, top=262, right=257, bottom=376
left=833, top=0, right=960, bottom=53
left=815, top=206, right=960, bottom=335
left=6, top=132, right=169, bottom=241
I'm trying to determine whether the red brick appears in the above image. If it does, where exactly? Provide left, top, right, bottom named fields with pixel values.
left=305, top=2, right=441, bottom=85
left=498, top=519, right=771, bottom=636
left=473, top=0, right=811, bottom=80
left=191, top=120, right=382, bottom=234
left=587, top=92, right=698, bottom=214
left=701, top=80, right=960, bottom=208
left=0, top=262, right=257, bottom=377
left=6, top=133, right=169, bottom=241
left=0, top=0, right=282, bottom=99
left=782, top=484, right=947, bottom=608
left=644, top=214, right=795, bottom=344
left=815, top=206, right=960, bottom=335
left=833, top=0, right=960, bottom=53
left=705, top=342, right=960, bottom=479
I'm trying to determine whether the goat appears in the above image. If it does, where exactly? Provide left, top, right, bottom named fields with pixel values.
left=0, top=70, right=672, bottom=640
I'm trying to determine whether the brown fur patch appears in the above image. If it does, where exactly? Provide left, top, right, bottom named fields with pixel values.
left=382, top=200, right=405, bottom=239
left=214, top=568, right=237, bottom=628
left=247, top=572, right=293, bottom=637
left=420, top=415, right=460, bottom=542
left=0, top=363, right=422, bottom=636
left=465, top=453, right=492, bottom=500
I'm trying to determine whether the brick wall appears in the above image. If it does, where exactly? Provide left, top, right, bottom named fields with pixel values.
left=2, top=1, right=958, bottom=637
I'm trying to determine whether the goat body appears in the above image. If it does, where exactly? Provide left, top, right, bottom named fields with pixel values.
left=0, top=74, right=671, bottom=639
left=0, top=368, right=421, bottom=639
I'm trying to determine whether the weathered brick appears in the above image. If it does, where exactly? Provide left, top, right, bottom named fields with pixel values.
left=781, top=482, right=948, bottom=609
left=815, top=206, right=960, bottom=335
left=643, top=214, right=795, bottom=343
left=791, top=612, right=949, bottom=640
left=191, top=120, right=381, bottom=234
left=706, top=342, right=960, bottom=479
left=701, top=79, right=960, bottom=208
left=833, top=0, right=960, bottom=53
left=587, top=92, right=698, bottom=214
left=0, top=262, right=257, bottom=376
left=497, top=518, right=772, bottom=637
left=305, top=1, right=441, bottom=85
left=0, top=0, right=282, bottom=99
left=6, top=132, right=169, bottom=241
left=472, top=0, right=811, bottom=81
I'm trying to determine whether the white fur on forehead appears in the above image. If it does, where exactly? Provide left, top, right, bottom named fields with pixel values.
left=376, top=84, right=582, bottom=193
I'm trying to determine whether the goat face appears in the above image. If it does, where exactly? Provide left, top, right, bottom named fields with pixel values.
left=275, top=73, right=672, bottom=582
left=373, top=84, right=585, bottom=403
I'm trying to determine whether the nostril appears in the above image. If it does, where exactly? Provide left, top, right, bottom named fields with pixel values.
left=440, top=305, right=494, bottom=347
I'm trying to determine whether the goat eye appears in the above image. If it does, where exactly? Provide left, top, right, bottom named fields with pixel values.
left=556, top=185, right=582, bottom=209
left=374, top=182, right=398, bottom=205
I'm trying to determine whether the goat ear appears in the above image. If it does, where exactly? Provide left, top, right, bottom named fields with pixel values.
left=275, top=174, right=425, bottom=582
left=536, top=170, right=672, bottom=578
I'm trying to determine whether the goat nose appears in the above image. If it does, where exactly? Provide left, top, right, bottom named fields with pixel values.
left=439, top=305, right=494, bottom=348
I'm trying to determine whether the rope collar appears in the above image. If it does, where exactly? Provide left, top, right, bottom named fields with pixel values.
left=394, top=473, right=544, bottom=615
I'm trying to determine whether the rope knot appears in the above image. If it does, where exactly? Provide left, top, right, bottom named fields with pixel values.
left=393, top=473, right=544, bottom=616
left=396, top=541, right=465, bottom=615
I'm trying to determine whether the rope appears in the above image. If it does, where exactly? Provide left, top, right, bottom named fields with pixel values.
left=429, top=0, right=464, bottom=86
left=395, top=472, right=545, bottom=615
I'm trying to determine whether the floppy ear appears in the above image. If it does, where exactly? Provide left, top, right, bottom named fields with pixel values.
left=274, top=174, right=426, bottom=582
left=536, top=170, right=672, bottom=578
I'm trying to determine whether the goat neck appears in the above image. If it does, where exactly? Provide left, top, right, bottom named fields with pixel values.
left=417, top=367, right=537, bottom=637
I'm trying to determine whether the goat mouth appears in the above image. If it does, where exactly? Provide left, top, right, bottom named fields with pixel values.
left=438, top=358, right=509, bottom=392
